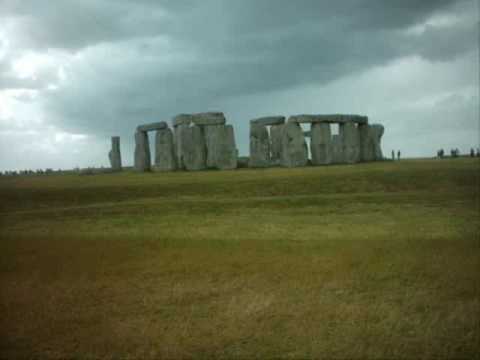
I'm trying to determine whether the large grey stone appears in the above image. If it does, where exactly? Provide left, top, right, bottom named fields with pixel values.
left=172, top=114, right=193, bottom=127
left=369, top=124, right=384, bottom=161
left=154, top=128, right=176, bottom=171
left=288, top=114, right=368, bottom=125
left=108, top=136, right=122, bottom=171
left=340, top=122, right=361, bottom=163
left=331, top=134, right=344, bottom=163
left=270, top=124, right=284, bottom=165
left=174, top=124, right=189, bottom=170
left=359, top=124, right=384, bottom=162
left=250, top=116, right=285, bottom=126
left=249, top=123, right=270, bottom=167
left=181, top=125, right=207, bottom=170
left=204, top=125, right=237, bottom=170
left=281, top=122, right=308, bottom=168
left=310, top=123, right=332, bottom=165
left=134, top=131, right=151, bottom=171
left=191, top=112, right=226, bottom=126
left=136, top=121, right=168, bottom=132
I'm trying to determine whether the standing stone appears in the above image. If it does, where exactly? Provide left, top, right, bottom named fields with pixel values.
left=281, top=122, right=308, bottom=168
left=370, top=124, right=384, bottom=160
left=154, top=128, right=176, bottom=171
left=108, top=136, right=122, bottom=171
left=270, top=124, right=284, bottom=165
left=134, top=131, right=151, bottom=171
left=173, top=114, right=193, bottom=170
left=181, top=125, right=207, bottom=171
left=310, top=123, right=332, bottom=165
left=340, top=122, right=361, bottom=164
left=331, top=134, right=344, bottom=163
left=359, top=123, right=370, bottom=162
left=249, top=123, right=270, bottom=167
left=204, top=125, right=237, bottom=170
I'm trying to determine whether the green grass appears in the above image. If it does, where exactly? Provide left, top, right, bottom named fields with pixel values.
left=1, top=158, right=479, bottom=359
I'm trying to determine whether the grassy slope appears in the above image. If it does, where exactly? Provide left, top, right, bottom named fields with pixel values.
left=0, top=159, right=479, bottom=359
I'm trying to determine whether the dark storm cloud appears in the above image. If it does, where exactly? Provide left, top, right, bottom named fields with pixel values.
left=0, top=0, right=477, bottom=166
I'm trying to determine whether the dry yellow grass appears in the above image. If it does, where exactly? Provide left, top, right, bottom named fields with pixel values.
left=0, top=158, right=479, bottom=358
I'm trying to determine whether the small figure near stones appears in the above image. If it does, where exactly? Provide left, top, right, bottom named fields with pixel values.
left=470, top=148, right=475, bottom=157
left=397, top=150, right=401, bottom=161
left=391, top=150, right=395, bottom=161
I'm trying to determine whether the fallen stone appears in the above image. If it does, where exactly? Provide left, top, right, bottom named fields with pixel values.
left=181, top=125, right=207, bottom=170
left=154, top=127, right=176, bottom=171
left=281, top=122, right=308, bottom=168
left=134, top=131, right=151, bottom=171
left=204, top=124, right=237, bottom=170
left=108, top=136, right=122, bottom=171
left=136, top=121, right=168, bottom=132
left=310, top=123, right=332, bottom=165
left=250, top=116, right=286, bottom=126
left=249, top=123, right=270, bottom=167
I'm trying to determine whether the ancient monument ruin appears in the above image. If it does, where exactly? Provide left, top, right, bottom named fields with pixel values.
left=108, top=136, right=122, bottom=171
left=109, top=112, right=384, bottom=172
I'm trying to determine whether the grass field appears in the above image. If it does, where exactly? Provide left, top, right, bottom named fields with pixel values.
left=0, top=158, right=479, bottom=359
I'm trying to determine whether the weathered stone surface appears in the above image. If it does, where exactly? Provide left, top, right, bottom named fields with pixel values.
left=250, top=116, right=285, bottom=126
left=368, top=124, right=384, bottom=161
left=191, top=112, right=226, bottom=126
left=249, top=123, right=270, bottom=167
left=204, top=125, right=237, bottom=170
left=310, top=123, right=332, bottom=165
left=288, top=114, right=368, bottom=125
left=331, top=134, right=344, bottom=163
left=134, top=131, right=151, bottom=171
left=174, top=124, right=188, bottom=169
left=281, top=122, right=308, bottom=168
left=270, top=124, right=284, bottom=165
left=181, top=125, right=207, bottom=170
left=154, top=128, right=176, bottom=171
left=340, top=122, right=361, bottom=163
left=172, top=114, right=193, bottom=127
left=136, top=121, right=168, bottom=132
left=108, top=136, right=122, bottom=171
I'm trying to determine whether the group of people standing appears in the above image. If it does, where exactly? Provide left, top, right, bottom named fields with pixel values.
left=391, top=150, right=401, bottom=161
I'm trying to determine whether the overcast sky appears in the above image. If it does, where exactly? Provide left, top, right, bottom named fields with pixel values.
left=0, top=0, right=478, bottom=171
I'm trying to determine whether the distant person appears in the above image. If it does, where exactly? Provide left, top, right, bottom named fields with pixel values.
left=471, top=148, right=475, bottom=157
left=391, top=150, right=395, bottom=161
left=477, top=148, right=480, bottom=157
left=397, top=150, right=401, bottom=160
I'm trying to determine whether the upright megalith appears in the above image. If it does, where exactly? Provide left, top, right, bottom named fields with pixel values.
left=270, top=124, right=284, bottom=165
left=172, top=114, right=192, bottom=170
left=281, top=121, right=308, bottom=168
left=154, top=128, right=176, bottom=171
left=310, top=123, right=332, bottom=165
left=181, top=125, right=207, bottom=171
left=134, top=131, right=151, bottom=171
left=331, top=134, right=343, bottom=163
left=204, top=125, right=237, bottom=170
left=370, top=124, right=384, bottom=160
left=108, top=136, right=122, bottom=171
left=340, top=122, right=361, bottom=164
left=249, top=116, right=285, bottom=167
left=249, top=123, right=270, bottom=167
